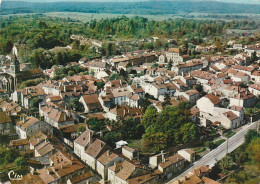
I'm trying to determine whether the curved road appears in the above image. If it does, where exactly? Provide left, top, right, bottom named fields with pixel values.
left=166, top=121, right=259, bottom=184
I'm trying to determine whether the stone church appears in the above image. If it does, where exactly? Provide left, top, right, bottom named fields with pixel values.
left=0, top=46, right=43, bottom=92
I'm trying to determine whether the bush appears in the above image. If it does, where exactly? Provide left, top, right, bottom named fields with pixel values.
left=224, top=130, right=236, bottom=138
left=215, top=139, right=225, bottom=147
left=196, top=147, right=206, bottom=153
left=205, top=141, right=216, bottom=150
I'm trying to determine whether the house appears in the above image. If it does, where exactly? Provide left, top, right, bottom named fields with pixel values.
left=193, top=165, right=210, bottom=177
left=20, top=87, right=46, bottom=108
left=197, top=94, right=244, bottom=129
left=166, top=48, right=186, bottom=66
left=197, top=94, right=221, bottom=113
left=128, top=172, right=161, bottom=184
left=9, top=139, right=30, bottom=152
left=182, top=89, right=200, bottom=105
left=158, top=154, right=185, bottom=181
left=96, top=150, right=125, bottom=181
left=116, top=140, right=128, bottom=148
left=177, top=149, right=196, bottom=163
left=29, top=131, right=48, bottom=150
left=106, top=106, right=142, bottom=121
left=79, top=94, right=102, bottom=113
left=108, top=160, right=149, bottom=184
left=233, top=44, right=243, bottom=50
left=249, top=83, right=260, bottom=97
left=40, top=106, right=75, bottom=128
left=0, top=100, right=22, bottom=116
left=122, top=145, right=139, bottom=160
left=172, top=61, right=203, bottom=75
left=67, top=171, right=94, bottom=184
left=0, top=111, right=12, bottom=135
left=34, top=140, right=55, bottom=164
left=74, top=129, right=94, bottom=160
left=230, top=91, right=255, bottom=108
left=144, top=83, right=167, bottom=99
left=85, top=139, right=109, bottom=170
left=16, top=116, right=52, bottom=139
left=60, top=124, right=85, bottom=148
left=39, top=151, right=84, bottom=184
left=86, top=61, right=107, bottom=76
left=149, top=151, right=168, bottom=169
left=250, top=71, right=260, bottom=83
left=172, top=173, right=219, bottom=184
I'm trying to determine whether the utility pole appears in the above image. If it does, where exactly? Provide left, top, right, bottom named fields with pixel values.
left=226, top=137, right=229, bottom=155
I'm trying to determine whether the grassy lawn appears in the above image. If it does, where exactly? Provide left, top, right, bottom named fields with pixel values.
left=215, top=139, right=226, bottom=147
left=224, top=130, right=236, bottom=138
left=192, top=147, right=209, bottom=157
left=128, top=139, right=153, bottom=154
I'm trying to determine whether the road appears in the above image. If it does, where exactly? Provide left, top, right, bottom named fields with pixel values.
left=166, top=121, right=259, bottom=184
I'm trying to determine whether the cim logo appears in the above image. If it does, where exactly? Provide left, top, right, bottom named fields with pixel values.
left=8, top=170, right=23, bottom=181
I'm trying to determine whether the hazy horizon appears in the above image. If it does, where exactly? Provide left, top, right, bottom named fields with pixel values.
left=2, top=0, right=260, bottom=4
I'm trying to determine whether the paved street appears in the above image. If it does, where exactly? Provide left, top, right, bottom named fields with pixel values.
left=166, top=121, right=259, bottom=184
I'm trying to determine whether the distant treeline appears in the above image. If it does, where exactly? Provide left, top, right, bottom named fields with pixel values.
left=1, top=1, right=260, bottom=15
left=0, top=15, right=258, bottom=69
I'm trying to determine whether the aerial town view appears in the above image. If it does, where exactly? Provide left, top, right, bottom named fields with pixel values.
left=0, top=0, right=259, bottom=183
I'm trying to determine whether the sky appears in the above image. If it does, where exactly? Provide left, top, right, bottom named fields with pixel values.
left=1, top=0, right=260, bottom=4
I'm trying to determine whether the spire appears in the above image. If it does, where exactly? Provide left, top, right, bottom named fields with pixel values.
left=12, top=45, right=18, bottom=57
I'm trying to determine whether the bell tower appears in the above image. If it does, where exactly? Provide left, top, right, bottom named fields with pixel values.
left=10, top=46, right=20, bottom=76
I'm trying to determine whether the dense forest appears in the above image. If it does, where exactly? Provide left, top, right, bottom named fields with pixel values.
left=0, top=15, right=258, bottom=69
left=1, top=1, right=260, bottom=15
left=212, top=129, right=260, bottom=183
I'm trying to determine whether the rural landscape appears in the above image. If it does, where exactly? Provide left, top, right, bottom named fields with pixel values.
left=0, top=0, right=259, bottom=184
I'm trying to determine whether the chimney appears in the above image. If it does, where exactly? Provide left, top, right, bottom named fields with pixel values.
left=30, top=167, right=35, bottom=175
left=89, top=131, right=93, bottom=144
left=100, top=130, right=103, bottom=138
left=26, top=87, right=29, bottom=95
left=23, top=116, right=26, bottom=123
left=63, top=112, right=66, bottom=121
left=107, top=150, right=111, bottom=156
left=161, top=151, right=165, bottom=163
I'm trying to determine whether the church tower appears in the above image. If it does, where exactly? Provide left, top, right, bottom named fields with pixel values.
left=10, top=46, right=20, bottom=76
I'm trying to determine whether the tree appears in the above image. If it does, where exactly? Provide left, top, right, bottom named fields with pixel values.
left=245, top=129, right=258, bottom=145
left=219, top=155, right=234, bottom=172
left=105, top=132, right=120, bottom=146
left=55, top=52, right=63, bottom=65
left=72, top=40, right=80, bottom=50
left=86, top=118, right=105, bottom=132
left=30, top=97, right=41, bottom=109
left=14, top=156, right=26, bottom=167
left=0, top=40, right=13, bottom=54
left=205, top=141, right=215, bottom=150
left=77, top=125, right=86, bottom=135
left=251, top=51, right=258, bottom=63
left=96, top=81, right=105, bottom=89
left=69, top=98, right=83, bottom=112
left=68, top=70, right=75, bottom=76
left=143, top=131, right=167, bottom=152
left=141, top=105, right=158, bottom=129
left=119, top=118, right=145, bottom=140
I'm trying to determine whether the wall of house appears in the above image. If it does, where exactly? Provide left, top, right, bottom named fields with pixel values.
left=177, top=150, right=194, bottom=163
left=85, top=154, right=96, bottom=170
left=0, top=122, right=12, bottom=135
left=74, top=142, right=86, bottom=161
